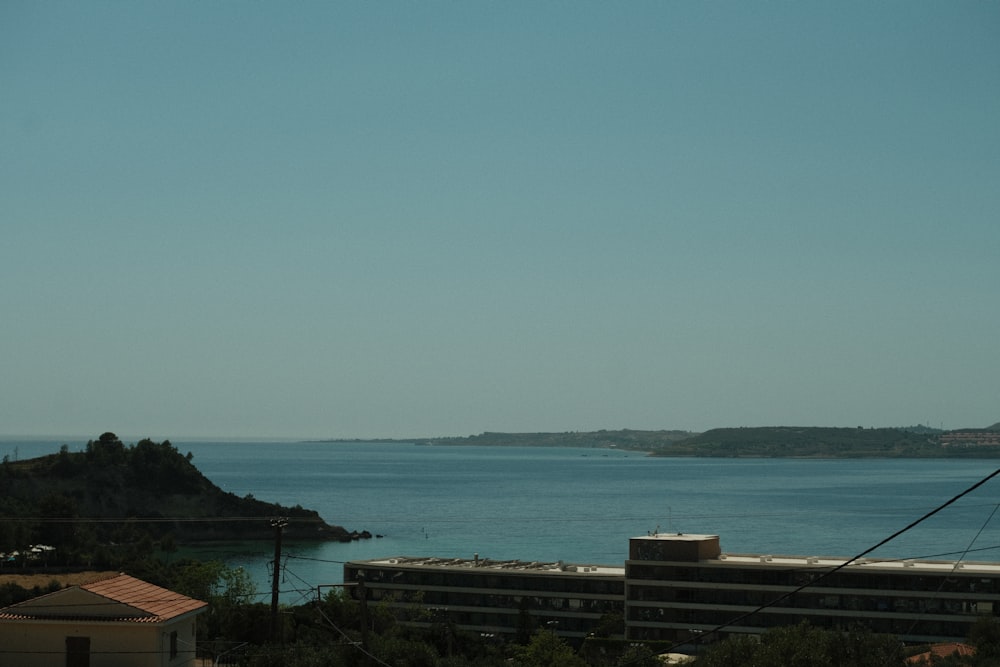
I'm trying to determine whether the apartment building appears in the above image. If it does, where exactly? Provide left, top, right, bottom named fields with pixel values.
left=345, top=533, right=1000, bottom=646
left=344, top=555, right=625, bottom=641
left=627, top=533, right=1000, bottom=645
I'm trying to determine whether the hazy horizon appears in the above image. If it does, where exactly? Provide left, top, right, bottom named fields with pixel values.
left=0, top=420, right=993, bottom=446
left=3, top=2, right=997, bottom=440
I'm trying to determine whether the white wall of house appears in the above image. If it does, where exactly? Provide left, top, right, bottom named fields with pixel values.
left=0, top=615, right=200, bottom=667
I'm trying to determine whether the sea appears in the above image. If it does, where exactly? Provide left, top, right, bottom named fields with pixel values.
left=4, top=438, right=1000, bottom=605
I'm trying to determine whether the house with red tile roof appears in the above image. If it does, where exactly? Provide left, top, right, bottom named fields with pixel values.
left=0, top=572, right=207, bottom=667
left=906, top=642, right=976, bottom=664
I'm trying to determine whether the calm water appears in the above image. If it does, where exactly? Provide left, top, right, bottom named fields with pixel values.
left=5, top=438, right=1000, bottom=604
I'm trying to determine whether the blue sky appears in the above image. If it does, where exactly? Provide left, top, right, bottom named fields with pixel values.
left=2, top=2, right=998, bottom=439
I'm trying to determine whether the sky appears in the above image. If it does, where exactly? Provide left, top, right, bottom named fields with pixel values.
left=2, top=2, right=998, bottom=440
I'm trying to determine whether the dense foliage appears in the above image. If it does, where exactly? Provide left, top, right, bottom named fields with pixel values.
left=696, top=622, right=906, bottom=667
left=659, top=426, right=946, bottom=457
left=0, top=432, right=348, bottom=565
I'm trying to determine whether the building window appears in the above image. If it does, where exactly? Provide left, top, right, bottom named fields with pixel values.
left=66, top=636, right=90, bottom=667
left=170, top=631, right=178, bottom=659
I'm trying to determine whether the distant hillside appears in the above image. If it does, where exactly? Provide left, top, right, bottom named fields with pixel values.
left=409, top=425, right=1000, bottom=458
left=649, top=426, right=999, bottom=458
left=0, top=432, right=352, bottom=553
left=415, top=429, right=696, bottom=449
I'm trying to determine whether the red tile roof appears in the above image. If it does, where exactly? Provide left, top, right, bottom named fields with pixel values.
left=906, top=642, right=975, bottom=664
left=82, top=573, right=208, bottom=620
left=0, top=573, right=207, bottom=624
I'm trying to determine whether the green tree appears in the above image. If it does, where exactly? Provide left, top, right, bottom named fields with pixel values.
left=510, top=629, right=587, bottom=667
left=53, top=444, right=78, bottom=476
left=615, top=642, right=660, bottom=667
left=36, top=492, right=84, bottom=560
left=86, top=432, right=127, bottom=464
left=696, top=634, right=760, bottom=667
left=697, top=622, right=904, bottom=667
left=317, top=588, right=360, bottom=629
left=370, top=633, right=440, bottom=667
left=244, top=643, right=353, bottom=667
left=968, top=615, right=1000, bottom=666
left=591, top=612, right=624, bottom=638
left=169, top=560, right=259, bottom=640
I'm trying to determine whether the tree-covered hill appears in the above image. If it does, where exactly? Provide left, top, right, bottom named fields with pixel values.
left=650, top=426, right=997, bottom=458
left=0, top=432, right=352, bottom=560
left=412, top=425, right=1000, bottom=458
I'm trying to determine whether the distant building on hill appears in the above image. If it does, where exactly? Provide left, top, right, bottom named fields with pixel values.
left=941, top=430, right=1000, bottom=447
left=346, top=533, right=1000, bottom=648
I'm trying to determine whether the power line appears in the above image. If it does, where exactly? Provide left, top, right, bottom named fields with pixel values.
left=0, top=516, right=327, bottom=524
left=663, top=465, right=1000, bottom=654
left=314, top=602, right=394, bottom=667
left=284, top=553, right=348, bottom=565
left=902, top=502, right=1000, bottom=637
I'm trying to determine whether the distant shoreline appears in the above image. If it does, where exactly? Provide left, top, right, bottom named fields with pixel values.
left=311, top=425, right=1000, bottom=458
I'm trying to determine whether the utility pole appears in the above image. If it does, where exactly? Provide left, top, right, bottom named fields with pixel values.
left=357, top=572, right=370, bottom=653
left=269, top=518, right=288, bottom=642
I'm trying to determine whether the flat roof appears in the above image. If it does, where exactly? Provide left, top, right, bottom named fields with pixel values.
left=351, top=552, right=1000, bottom=576
left=715, top=553, right=1000, bottom=574
left=352, top=556, right=624, bottom=576
left=627, top=534, right=1000, bottom=574
left=350, top=532, right=1000, bottom=578
left=631, top=533, right=718, bottom=542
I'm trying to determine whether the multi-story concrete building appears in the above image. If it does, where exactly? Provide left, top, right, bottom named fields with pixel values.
left=343, top=555, right=625, bottom=642
left=626, top=533, right=1000, bottom=645
left=346, top=533, right=1000, bottom=646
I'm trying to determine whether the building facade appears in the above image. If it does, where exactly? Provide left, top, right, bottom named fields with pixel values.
left=0, top=573, right=207, bottom=667
left=347, top=534, right=1000, bottom=647
left=626, top=533, right=999, bottom=644
left=344, top=555, right=625, bottom=642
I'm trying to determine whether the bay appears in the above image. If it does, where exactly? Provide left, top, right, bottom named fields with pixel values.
left=4, top=438, right=1000, bottom=604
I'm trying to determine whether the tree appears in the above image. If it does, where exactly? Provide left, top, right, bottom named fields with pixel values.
left=169, top=560, right=259, bottom=640
left=696, top=623, right=904, bottom=667
left=615, top=642, right=660, bottom=667
left=371, top=634, right=440, bottom=667
left=86, top=432, right=127, bottom=464
left=36, top=492, right=83, bottom=560
left=968, top=615, right=1000, bottom=665
left=510, top=629, right=587, bottom=667
left=696, top=634, right=760, bottom=667
left=591, top=612, right=624, bottom=638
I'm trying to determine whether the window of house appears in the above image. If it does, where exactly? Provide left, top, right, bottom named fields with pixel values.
left=65, top=636, right=90, bottom=667
left=170, top=631, right=178, bottom=659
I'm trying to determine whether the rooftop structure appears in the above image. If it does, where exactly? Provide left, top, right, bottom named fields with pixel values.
left=364, top=555, right=623, bottom=576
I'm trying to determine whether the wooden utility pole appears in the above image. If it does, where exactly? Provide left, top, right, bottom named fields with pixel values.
left=357, top=572, right=370, bottom=653
left=269, top=518, right=288, bottom=642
